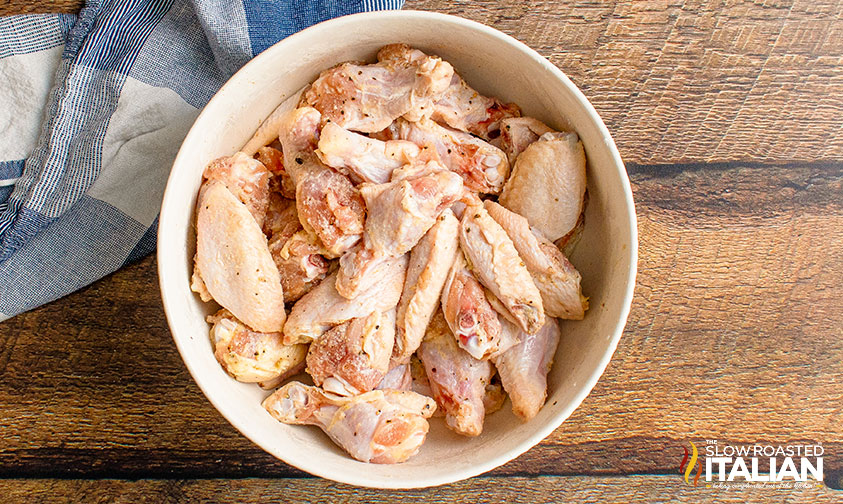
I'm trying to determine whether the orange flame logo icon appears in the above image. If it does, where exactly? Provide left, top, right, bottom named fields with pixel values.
left=679, top=441, right=703, bottom=486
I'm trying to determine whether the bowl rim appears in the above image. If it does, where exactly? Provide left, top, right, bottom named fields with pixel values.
left=157, top=9, right=638, bottom=489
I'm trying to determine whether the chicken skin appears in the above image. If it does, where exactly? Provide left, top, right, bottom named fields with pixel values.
left=306, top=309, right=396, bottom=396
left=499, top=131, right=586, bottom=242
left=262, top=193, right=330, bottom=303
left=334, top=245, right=408, bottom=300
left=283, top=256, right=407, bottom=345
left=304, top=51, right=453, bottom=133
left=263, top=382, right=436, bottom=463
left=269, top=229, right=330, bottom=303
left=255, top=145, right=295, bottom=199
left=377, top=362, right=412, bottom=391
left=191, top=180, right=286, bottom=333
left=459, top=204, right=545, bottom=335
left=431, top=73, right=520, bottom=140
left=277, top=107, right=365, bottom=257
left=440, top=251, right=502, bottom=360
left=375, top=44, right=520, bottom=140
left=484, top=201, right=587, bottom=320
left=334, top=167, right=462, bottom=300
left=358, top=165, right=463, bottom=257
left=492, top=317, right=560, bottom=421
left=202, top=151, right=271, bottom=228
left=387, top=117, right=509, bottom=194
left=316, top=122, right=420, bottom=184
left=417, top=310, right=494, bottom=436
left=393, top=209, right=460, bottom=364
left=497, top=117, right=557, bottom=163
left=207, top=309, right=306, bottom=386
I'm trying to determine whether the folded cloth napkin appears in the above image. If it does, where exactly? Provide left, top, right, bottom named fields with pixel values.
left=0, top=0, right=403, bottom=321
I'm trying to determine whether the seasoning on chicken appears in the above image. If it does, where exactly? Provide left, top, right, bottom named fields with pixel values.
left=261, top=193, right=330, bottom=303
left=263, top=382, right=437, bottom=463
left=358, top=165, right=464, bottom=258
left=283, top=256, right=407, bottom=345
left=484, top=200, right=587, bottom=320
left=431, top=74, right=520, bottom=140
left=335, top=166, right=462, bottom=300
left=207, top=309, right=306, bottom=386
left=270, top=229, right=331, bottom=303
left=277, top=107, right=365, bottom=257
left=191, top=180, right=286, bottom=333
left=417, top=310, right=494, bottom=436
left=390, top=117, right=509, bottom=194
left=334, top=245, right=409, bottom=300
left=316, top=122, right=420, bottom=184
left=306, top=309, right=396, bottom=396
left=393, top=209, right=460, bottom=364
left=304, top=51, right=453, bottom=133
left=459, top=204, right=545, bottom=334
left=499, top=131, right=586, bottom=242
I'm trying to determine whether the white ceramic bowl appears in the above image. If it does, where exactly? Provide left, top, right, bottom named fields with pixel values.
left=158, top=10, right=637, bottom=489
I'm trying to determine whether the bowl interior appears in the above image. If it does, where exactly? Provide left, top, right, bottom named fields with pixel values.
left=158, top=11, right=636, bottom=489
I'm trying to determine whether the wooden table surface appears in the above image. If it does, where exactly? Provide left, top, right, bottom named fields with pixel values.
left=1, top=0, right=841, bottom=502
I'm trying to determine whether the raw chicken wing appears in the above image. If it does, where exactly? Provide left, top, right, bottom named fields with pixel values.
left=262, top=193, right=329, bottom=302
left=440, top=251, right=502, bottom=360
left=393, top=209, right=460, bottom=364
left=307, top=310, right=396, bottom=396
left=391, top=117, right=509, bottom=194
left=255, top=145, right=295, bottom=199
left=207, top=309, right=306, bottom=386
left=203, top=151, right=271, bottom=228
left=459, top=204, right=544, bottom=334
left=492, top=318, right=561, bottom=421
left=283, top=256, right=407, bottom=345
left=262, top=192, right=298, bottom=239
left=417, top=310, right=494, bottom=436
left=304, top=51, right=453, bottom=132
left=263, top=383, right=436, bottom=463
left=484, top=200, right=587, bottom=319
left=191, top=180, right=285, bottom=332
left=278, top=107, right=365, bottom=257
left=358, top=165, right=463, bottom=257
left=431, top=74, right=520, bottom=140
left=316, top=122, right=420, bottom=184
left=375, top=44, right=520, bottom=140
left=270, top=229, right=330, bottom=303
left=499, top=131, right=586, bottom=242
left=335, top=245, right=409, bottom=300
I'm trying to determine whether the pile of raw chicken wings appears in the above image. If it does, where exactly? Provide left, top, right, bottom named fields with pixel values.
left=191, top=44, right=588, bottom=464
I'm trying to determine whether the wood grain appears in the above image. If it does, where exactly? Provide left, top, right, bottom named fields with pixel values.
left=0, top=162, right=839, bottom=487
left=406, top=0, right=843, bottom=165
left=2, top=0, right=841, bottom=164
left=0, top=476, right=838, bottom=503
left=0, top=0, right=82, bottom=15
left=1, top=0, right=842, bottom=499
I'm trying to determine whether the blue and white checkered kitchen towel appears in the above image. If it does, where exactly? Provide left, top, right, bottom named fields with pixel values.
left=0, top=0, right=403, bottom=321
